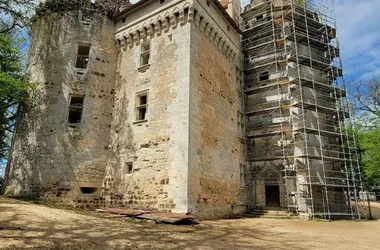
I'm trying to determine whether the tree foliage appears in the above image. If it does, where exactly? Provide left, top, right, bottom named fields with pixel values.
left=350, top=76, right=380, bottom=186
left=0, top=0, right=38, bottom=34
left=0, top=0, right=36, bottom=173
left=359, top=126, right=380, bottom=186
left=351, top=76, right=380, bottom=120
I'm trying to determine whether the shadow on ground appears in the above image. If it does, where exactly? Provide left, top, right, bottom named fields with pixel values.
left=1, top=197, right=379, bottom=250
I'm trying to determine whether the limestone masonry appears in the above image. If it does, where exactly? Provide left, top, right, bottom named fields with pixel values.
left=3, top=0, right=363, bottom=220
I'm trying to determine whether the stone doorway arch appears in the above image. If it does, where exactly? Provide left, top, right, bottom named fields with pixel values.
left=253, top=164, right=285, bottom=208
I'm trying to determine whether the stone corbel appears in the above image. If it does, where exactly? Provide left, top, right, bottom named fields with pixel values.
left=161, top=17, right=169, bottom=32
left=214, top=33, right=221, bottom=46
left=187, top=6, right=195, bottom=23
left=194, top=11, right=202, bottom=26
left=146, top=24, right=154, bottom=37
left=169, top=13, right=177, bottom=28
left=120, top=37, right=127, bottom=51
left=179, top=9, right=185, bottom=25
left=126, top=34, right=133, bottom=48
left=218, top=39, right=225, bottom=50
left=209, top=29, right=217, bottom=41
left=114, top=39, right=121, bottom=52
left=205, top=23, right=212, bottom=37
left=139, top=27, right=147, bottom=40
left=226, top=48, right=232, bottom=58
left=222, top=43, right=229, bottom=54
left=154, top=21, right=162, bottom=35
left=200, top=17, right=208, bottom=32
left=133, top=31, right=140, bottom=45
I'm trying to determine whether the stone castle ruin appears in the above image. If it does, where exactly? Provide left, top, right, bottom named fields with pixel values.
left=3, top=0, right=363, bottom=220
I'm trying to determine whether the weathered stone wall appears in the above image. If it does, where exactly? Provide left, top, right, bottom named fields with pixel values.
left=188, top=1, right=245, bottom=218
left=104, top=0, right=192, bottom=213
left=4, top=8, right=117, bottom=208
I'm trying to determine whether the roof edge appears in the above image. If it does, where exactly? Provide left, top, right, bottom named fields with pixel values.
left=113, top=0, right=241, bottom=34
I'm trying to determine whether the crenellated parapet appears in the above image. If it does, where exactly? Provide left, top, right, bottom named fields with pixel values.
left=114, top=2, right=239, bottom=62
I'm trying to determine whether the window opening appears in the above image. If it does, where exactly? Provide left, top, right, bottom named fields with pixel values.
left=136, top=91, right=148, bottom=121
left=259, top=71, right=269, bottom=81
left=76, top=45, right=90, bottom=69
left=68, top=95, right=84, bottom=126
left=140, top=41, right=150, bottom=66
left=126, top=162, right=133, bottom=174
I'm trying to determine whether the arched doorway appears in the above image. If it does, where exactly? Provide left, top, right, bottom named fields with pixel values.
left=257, top=165, right=283, bottom=208
left=264, top=173, right=280, bottom=207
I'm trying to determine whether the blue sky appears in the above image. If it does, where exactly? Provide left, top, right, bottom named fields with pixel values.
left=335, top=0, right=380, bottom=81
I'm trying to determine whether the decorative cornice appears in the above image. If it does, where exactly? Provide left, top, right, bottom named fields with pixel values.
left=114, top=3, right=238, bottom=62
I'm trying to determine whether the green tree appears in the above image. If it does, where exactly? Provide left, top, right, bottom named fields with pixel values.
left=0, top=0, right=37, bottom=178
left=0, top=29, right=34, bottom=164
left=0, top=0, right=38, bottom=33
left=359, top=127, right=380, bottom=186
left=350, top=76, right=380, bottom=186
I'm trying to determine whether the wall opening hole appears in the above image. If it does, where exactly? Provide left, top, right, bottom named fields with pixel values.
left=80, top=187, right=97, bottom=194
left=259, top=71, right=269, bottom=81
left=76, top=45, right=91, bottom=69
left=68, top=95, right=84, bottom=125
left=126, top=162, right=133, bottom=174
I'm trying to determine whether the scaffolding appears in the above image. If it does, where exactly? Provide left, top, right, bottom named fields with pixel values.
left=241, top=0, right=362, bottom=219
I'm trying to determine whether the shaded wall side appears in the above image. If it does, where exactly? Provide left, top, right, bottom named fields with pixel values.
left=4, top=11, right=117, bottom=207
left=188, top=25, right=245, bottom=219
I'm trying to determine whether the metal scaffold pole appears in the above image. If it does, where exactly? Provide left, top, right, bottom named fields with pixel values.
left=241, top=0, right=362, bottom=219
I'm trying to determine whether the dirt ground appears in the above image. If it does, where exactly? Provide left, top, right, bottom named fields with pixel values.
left=1, top=197, right=380, bottom=250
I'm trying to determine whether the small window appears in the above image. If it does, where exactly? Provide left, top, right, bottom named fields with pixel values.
left=136, top=91, right=148, bottom=121
left=76, top=45, right=90, bottom=69
left=259, top=71, right=269, bottom=81
left=257, top=14, right=263, bottom=20
left=160, top=0, right=165, bottom=4
left=68, top=95, right=84, bottom=126
left=122, top=17, right=126, bottom=23
left=168, top=34, right=173, bottom=43
left=140, top=41, right=150, bottom=66
left=207, top=0, right=210, bottom=6
left=126, top=162, right=133, bottom=174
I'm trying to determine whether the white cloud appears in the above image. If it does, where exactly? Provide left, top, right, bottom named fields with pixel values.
left=335, top=0, right=380, bottom=80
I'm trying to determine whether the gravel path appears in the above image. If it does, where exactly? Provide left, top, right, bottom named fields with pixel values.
left=1, top=197, right=379, bottom=250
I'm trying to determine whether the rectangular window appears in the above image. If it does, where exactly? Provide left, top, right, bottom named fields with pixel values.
left=126, top=162, right=133, bottom=174
left=76, top=45, right=90, bottom=69
left=237, top=111, right=245, bottom=139
left=68, top=95, right=84, bottom=127
left=259, top=71, right=269, bottom=81
left=135, top=91, right=148, bottom=121
left=140, top=41, right=150, bottom=66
